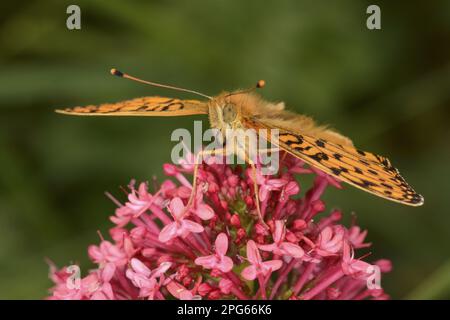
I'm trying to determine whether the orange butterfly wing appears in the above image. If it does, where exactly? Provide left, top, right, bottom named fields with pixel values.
left=56, top=96, right=208, bottom=116
left=245, top=117, right=424, bottom=206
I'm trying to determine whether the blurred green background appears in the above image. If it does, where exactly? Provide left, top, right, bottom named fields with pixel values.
left=0, top=0, right=449, bottom=299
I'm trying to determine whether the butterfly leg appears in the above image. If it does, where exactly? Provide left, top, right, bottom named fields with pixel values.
left=183, top=148, right=228, bottom=215
left=241, top=147, right=279, bottom=229
left=247, top=160, right=266, bottom=228
left=183, top=146, right=279, bottom=228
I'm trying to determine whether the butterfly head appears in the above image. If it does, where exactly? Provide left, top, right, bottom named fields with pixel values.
left=207, top=80, right=265, bottom=131
left=207, top=94, right=240, bottom=132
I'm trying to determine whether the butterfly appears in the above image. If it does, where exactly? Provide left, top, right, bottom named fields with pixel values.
left=56, top=68, right=424, bottom=213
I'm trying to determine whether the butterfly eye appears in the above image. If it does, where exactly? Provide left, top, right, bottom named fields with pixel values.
left=222, top=104, right=237, bottom=122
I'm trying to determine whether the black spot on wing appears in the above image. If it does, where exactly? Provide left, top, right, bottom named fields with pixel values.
left=309, top=152, right=329, bottom=162
left=381, top=183, right=394, bottom=190
left=331, top=167, right=342, bottom=175
left=136, top=105, right=148, bottom=111
left=359, top=159, right=370, bottom=166
left=315, top=139, right=326, bottom=148
left=357, top=149, right=366, bottom=156
left=281, top=134, right=302, bottom=144
left=409, top=194, right=424, bottom=204
left=354, top=167, right=363, bottom=174
left=164, top=102, right=184, bottom=111
left=359, top=179, right=377, bottom=188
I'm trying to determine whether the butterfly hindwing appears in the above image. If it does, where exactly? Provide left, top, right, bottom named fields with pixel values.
left=245, top=117, right=424, bottom=206
left=56, top=96, right=208, bottom=116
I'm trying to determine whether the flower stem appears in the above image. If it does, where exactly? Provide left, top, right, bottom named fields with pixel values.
left=301, top=268, right=344, bottom=300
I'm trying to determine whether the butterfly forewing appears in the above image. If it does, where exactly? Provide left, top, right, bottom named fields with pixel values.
left=56, top=96, right=208, bottom=116
left=245, top=117, right=424, bottom=206
left=57, top=86, right=423, bottom=207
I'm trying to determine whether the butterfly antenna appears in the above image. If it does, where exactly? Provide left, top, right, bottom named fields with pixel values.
left=110, top=68, right=212, bottom=100
left=226, top=80, right=266, bottom=98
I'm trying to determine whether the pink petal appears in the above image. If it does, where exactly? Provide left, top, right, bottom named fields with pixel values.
left=101, top=241, right=123, bottom=259
left=123, top=236, right=137, bottom=257
left=195, top=204, right=215, bottom=220
left=320, top=226, right=332, bottom=243
left=101, top=263, right=116, bottom=282
left=215, top=233, right=229, bottom=256
left=195, top=255, right=218, bottom=269
left=259, top=186, right=270, bottom=202
left=262, top=260, right=283, bottom=273
left=160, top=180, right=177, bottom=193
left=375, top=259, right=392, bottom=273
left=273, top=220, right=285, bottom=243
left=137, top=182, right=149, bottom=197
left=179, top=290, right=195, bottom=300
left=219, top=256, right=234, bottom=273
left=342, top=258, right=372, bottom=279
left=241, top=265, right=257, bottom=281
left=166, top=281, right=193, bottom=300
left=125, top=270, right=153, bottom=289
left=181, top=219, right=204, bottom=233
left=280, top=242, right=304, bottom=258
left=266, top=178, right=287, bottom=188
left=246, top=240, right=261, bottom=265
left=326, top=227, right=344, bottom=248
left=177, top=186, right=192, bottom=198
left=130, top=258, right=151, bottom=277
left=158, top=222, right=179, bottom=242
left=152, top=262, right=172, bottom=278
left=82, top=273, right=100, bottom=291
left=169, top=197, right=185, bottom=220
left=127, top=193, right=147, bottom=206
left=219, top=278, right=233, bottom=294
left=88, top=245, right=102, bottom=261
left=163, top=163, right=178, bottom=176
left=115, top=206, right=133, bottom=218
left=99, top=282, right=115, bottom=300
left=179, top=152, right=196, bottom=171
left=284, top=181, right=300, bottom=196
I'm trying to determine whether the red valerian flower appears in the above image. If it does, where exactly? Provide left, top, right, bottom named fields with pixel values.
left=47, top=153, right=391, bottom=300
left=158, top=197, right=204, bottom=242
left=195, top=233, right=234, bottom=273
left=125, top=258, right=171, bottom=299
left=258, top=220, right=304, bottom=259
left=241, top=240, right=283, bottom=281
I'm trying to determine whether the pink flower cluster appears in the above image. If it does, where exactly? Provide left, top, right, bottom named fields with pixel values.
left=48, top=153, right=391, bottom=300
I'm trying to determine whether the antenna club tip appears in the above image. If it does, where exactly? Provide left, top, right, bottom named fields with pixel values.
left=257, top=80, right=266, bottom=88
left=110, top=68, right=123, bottom=77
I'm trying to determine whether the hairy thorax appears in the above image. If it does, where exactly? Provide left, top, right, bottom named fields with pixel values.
left=207, top=93, right=245, bottom=135
left=207, top=92, right=354, bottom=147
